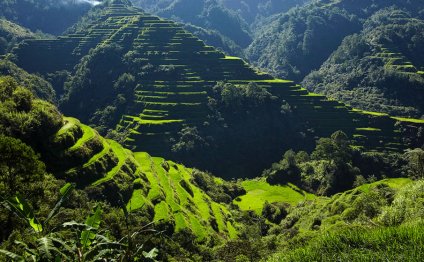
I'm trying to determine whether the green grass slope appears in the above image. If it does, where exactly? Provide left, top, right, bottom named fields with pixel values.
left=0, top=74, right=240, bottom=245
left=48, top=116, right=237, bottom=240
left=234, top=179, right=315, bottom=214
left=267, top=222, right=424, bottom=262
left=264, top=178, right=424, bottom=261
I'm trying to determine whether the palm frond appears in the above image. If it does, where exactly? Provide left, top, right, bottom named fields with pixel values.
left=80, top=205, right=102, bottom=249
left=0, top=249, right=24, bottom=262
left=44, top=183, right=74, bottom=227
left=2, top=194, right=42, bottom=233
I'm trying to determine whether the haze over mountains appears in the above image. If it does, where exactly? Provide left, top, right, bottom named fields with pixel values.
left=0, top=0, right=424, bottom=261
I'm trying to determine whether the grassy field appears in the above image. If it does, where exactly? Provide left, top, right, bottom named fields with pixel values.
left=357, top=178, right=412, bottom=192
left=234, top=179, right=315, bottom=214
left=130, top=153, right=237, bottom=239
left=266, top=222, right=424, bottom=262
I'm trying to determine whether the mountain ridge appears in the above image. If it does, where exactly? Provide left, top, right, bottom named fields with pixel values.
left=11, top=3, right=424, bottom=178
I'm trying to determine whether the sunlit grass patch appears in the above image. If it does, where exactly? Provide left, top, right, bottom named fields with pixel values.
left=391, top=116, right=424, bottom=124
left=234, top=179, right=314, bottom=214
left=266, top=222, right=424, bottom=262
left=68, top=124, right=96, bottom=151
left=356, top=127, right=382, bottom=132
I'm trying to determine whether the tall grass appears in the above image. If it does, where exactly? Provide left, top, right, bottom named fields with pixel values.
left=267, top=222, right=424, bottom=261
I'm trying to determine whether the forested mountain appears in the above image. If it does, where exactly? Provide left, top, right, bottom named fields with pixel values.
left=132, top=0, right=252, bottom=49
left=220, top=0, right=309, bottom=25
left=1, top=66, right=424, bottom=261
left=1, top=0, right=424, bottom=261
left=0, top=19, right=43, bottom=55
left=247, top=0, right=423, bottom=79
left=303, top=8, right=424, bottom=118
left=246, top=3, right=361, bottom=81
left=12, top=2, right=422, bottom=178
left=131, top=0, right=310, bottom=55
left=0, top=0, right=96, bottom=35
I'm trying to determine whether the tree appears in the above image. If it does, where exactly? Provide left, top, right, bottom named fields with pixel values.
left=405, top=148, right=424, bottom=178
left=0, top=135, right=46, bottom=199
left=312, top=130, right=351, bottom=164
left=264, top=149, right=301, bottom=185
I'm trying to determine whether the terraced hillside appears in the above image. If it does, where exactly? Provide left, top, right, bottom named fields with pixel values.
left=376, top=45, right=424, bottom=75
left=46, top=116, right=237, bottom=240
left=13, top=2, right=423, bottom=156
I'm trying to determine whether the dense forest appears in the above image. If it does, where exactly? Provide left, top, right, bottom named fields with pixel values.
left=0, top=0, right=96, bottom=35
left=133, top=0, right=424, bottom=117
left=1, top=0, right=424, bottom=261
left=303, top=7, right=424, bottom=118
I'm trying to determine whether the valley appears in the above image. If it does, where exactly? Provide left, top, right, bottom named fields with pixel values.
left=0, top=0, right=423, bottom=261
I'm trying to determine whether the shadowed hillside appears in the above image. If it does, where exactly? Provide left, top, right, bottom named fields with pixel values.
left=12, top=2, right=424, bottom=178
left=0, top=74, right=238, bottom=242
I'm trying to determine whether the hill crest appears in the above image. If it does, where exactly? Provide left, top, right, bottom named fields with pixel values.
left=12, top=3, right=424, bottom=175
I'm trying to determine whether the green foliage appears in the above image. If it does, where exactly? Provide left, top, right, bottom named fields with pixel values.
left=80, top=205, right=103, bottom=249
left=2, top=194, right=43, bottom=233
left=0, top=61, right=56, bottom=102
left=212, top=81, right=275, bottom=109
left=262, top=131, right=413, bottom=196
left=0, top=0, right=93, bottom=35
left=247, top=2, right=361, bottom=81
left=190, top=170, right=245, bottom=203
left=378, top=180, right=424, bottom=226
left=303, top=7, right=424, bottom=117
left=0, top=76, right=62, bottom=144
left=267, top=222, right=424, bottom=261
left=405, top=148, right=424, bottom=178
left=262, top=201, right=289, bottom=224
left=1, top=183, right=74, bottom=233
left=171, top=126, right=210, bottom=153
left=263, top=150, right=301, bottom=185
left=1, top=185, right=159, bottom=261
left=0, top=19, right=39, bottom=55
left=0, top=135, right=46, bottom=199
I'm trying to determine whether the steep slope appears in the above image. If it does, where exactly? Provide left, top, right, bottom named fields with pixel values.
left=220, top=0, right=309, bottom=25
left=0, top=75, right=236, bottom=240
left=303, top=8, right=424, bottom=118
left=265, top=178, right=424, bottom=261
left=12, top=2, right=424, bottom=177
left=0, top=0, right=94, bottom=35
left=0, top=19, right=41, bottom=56
left=246, top=0, right=424, bottom=81
left=51, top=117, right=237, bottom=239
left=0, top=60, right=56, bottom=102
left=131, top=0, right=252, bottom=48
